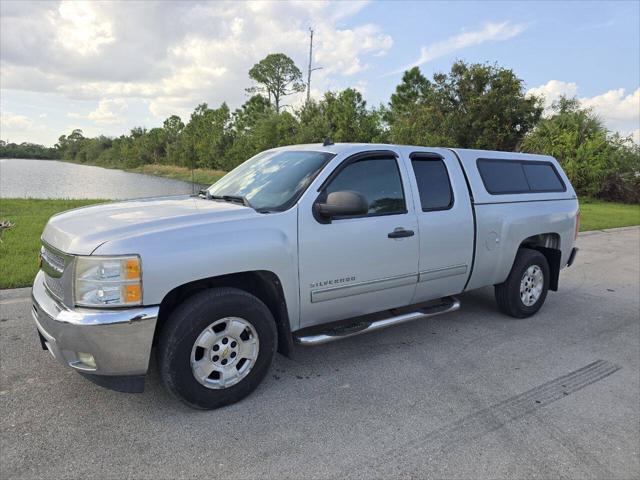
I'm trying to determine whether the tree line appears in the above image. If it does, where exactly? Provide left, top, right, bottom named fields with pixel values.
left=2, top=55, right=638, bottom=203
left=0, top=140, right=59, bottom=160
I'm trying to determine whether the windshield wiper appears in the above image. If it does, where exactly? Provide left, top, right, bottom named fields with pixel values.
left=199, top=189, right=257, bottom=210
left=209, top=194, right=254, bottom=209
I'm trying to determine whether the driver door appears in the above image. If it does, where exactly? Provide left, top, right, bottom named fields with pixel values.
left=297, top=150, right=419, bottom=328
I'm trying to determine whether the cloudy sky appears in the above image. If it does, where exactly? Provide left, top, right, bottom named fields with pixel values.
left=1, top=0, right=638, bottom=146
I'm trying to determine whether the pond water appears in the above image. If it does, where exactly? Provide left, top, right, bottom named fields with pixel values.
left=0, top=159, right=204, bottom=199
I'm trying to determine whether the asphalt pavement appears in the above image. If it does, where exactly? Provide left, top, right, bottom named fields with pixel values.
left=1, top=227, right=638, bottom=479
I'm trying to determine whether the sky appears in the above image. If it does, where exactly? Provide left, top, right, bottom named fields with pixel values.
left=1, top=0, right=639, bottom=146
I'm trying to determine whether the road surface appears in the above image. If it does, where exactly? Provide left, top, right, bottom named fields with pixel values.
left=1, top=227, right=638, bottom=479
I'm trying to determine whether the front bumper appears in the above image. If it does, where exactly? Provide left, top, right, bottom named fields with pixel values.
left=31, top=270, right=159, bottom=377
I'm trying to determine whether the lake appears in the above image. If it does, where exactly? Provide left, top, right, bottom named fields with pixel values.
left=0, top=159, right=204, bottom=199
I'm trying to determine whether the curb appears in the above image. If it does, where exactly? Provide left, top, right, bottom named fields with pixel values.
left=579, top=225, right=640, bottom=237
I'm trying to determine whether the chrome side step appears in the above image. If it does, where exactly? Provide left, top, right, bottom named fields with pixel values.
left=294, top=296, right=460, bottom=346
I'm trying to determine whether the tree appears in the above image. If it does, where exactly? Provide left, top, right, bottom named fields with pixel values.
left=232, top=95, right=273, bottom=133
left=163, top=115, right=185, bottom=165
left=387, top=61, right=543, bottom=151
left=163, top=115, right=184, bottom=142
left=0, top=141, right=58, bottom=159
left=246, top=53, right=305, bottom=113
left=296, top=88, right=383, bottom=143
left=182, top=103, right=232, bottom=169
left=387, top=67, right=430, bottom=118
left=522, top=97, right=640, bottom=202
left=56, top=129, right=87, bottom=160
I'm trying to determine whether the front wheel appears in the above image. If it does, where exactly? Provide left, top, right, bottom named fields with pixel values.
left=158, top=287, right=277, bottom=409
left=494, top=248, right=550, bottom=318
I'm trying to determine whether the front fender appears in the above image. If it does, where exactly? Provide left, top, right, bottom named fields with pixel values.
left=93, top=208, right=301, bottom=329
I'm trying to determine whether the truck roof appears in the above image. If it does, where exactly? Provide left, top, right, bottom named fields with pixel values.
left=273, top=142, right=555, bottom=162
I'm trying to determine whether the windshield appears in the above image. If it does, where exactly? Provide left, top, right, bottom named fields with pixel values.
left=208, top=150, right=334, bottom=212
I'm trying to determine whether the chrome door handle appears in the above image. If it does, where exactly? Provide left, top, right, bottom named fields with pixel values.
left=388, top=228, right=414, bottom=239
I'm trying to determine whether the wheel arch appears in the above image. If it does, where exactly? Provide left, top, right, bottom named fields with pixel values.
left=519, top=233, right=562, bottom=291
left=155, top=270, right=294, bottom=357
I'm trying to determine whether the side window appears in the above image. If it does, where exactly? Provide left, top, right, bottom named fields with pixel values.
left=477, top=159, right=566, bottom=194
left=325, top=157, right=406, bottom=216
left=522, top=163, right=565, bottom=192
left=411, top=158, right=453, bottom=211
left=477, top=159, right=529, bottom=194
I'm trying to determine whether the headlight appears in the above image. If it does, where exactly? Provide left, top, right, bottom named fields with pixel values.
left=74, top=255, right=142, bottom=307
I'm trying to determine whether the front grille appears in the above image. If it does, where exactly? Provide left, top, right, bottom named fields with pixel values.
left=41, top=245, right=66, bottom=274
left=41, top=243, right=72, bottom=302
left=44, top=274, right=65, bottom=300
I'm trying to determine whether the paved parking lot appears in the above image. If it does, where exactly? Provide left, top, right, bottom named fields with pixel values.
left=1, top=227, right=638, bottom=479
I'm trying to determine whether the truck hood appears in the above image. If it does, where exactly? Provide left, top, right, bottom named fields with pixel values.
left=42, top=195, right=258, bottom=255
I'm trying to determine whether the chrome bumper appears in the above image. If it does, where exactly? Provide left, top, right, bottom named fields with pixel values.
left=31, top=270, right=159, bottom=376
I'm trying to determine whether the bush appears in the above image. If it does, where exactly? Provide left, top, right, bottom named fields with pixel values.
left=522, top=97, right=640, bottom=203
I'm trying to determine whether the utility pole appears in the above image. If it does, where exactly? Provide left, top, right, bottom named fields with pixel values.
left=306, top=28, right=322, bottom=103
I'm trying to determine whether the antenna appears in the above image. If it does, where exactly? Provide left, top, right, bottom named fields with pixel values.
left=306, top=28, right=322, bottom=103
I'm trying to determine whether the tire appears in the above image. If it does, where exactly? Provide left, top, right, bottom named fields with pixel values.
left=157, top=287, right=277, bottom=409
left=494, top=248, right=550, bottom=318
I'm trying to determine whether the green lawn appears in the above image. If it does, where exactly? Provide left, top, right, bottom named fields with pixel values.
left=579, top=198, right=640, bottom=232
left=0, top=199, right=105, bottom=289
left=1, top=197, right=638, bottom=289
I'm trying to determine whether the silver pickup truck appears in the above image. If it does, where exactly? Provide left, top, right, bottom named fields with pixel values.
left=32, top=143, right=579, bottom=409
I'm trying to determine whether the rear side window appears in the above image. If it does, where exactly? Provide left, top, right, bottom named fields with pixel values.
left=477, top=159, right=565, bottom=195
left=411, top=158, right=453, bottom=211
left=325, top=158, right=406, bottom=216
left=522, top=163, right=565, bottom=191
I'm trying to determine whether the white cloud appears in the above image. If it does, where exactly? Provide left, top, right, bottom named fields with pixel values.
left=581, top=88, right=640, bottom=122
left=388, top=21, right=526, bottom=75
left=67, top=98, right=128, bottom=125
left=527, top=81, right=640, bottom=140
left=55, top=1, right=115, bottom=56
left=0, top=112, right=33, bottom=129
left=87, top=98, right=127, bottom=124
left=0, top=0, right=393, bottom=124
left=315, top=23, right=393, bottom=76
left=526, top=80, right=578, bottom=110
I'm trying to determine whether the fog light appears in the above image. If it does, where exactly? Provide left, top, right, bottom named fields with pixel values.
left=77, top=352, right=96, bottom=369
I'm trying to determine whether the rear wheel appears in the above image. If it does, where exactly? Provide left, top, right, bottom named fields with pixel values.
left=158, top=287, right=277, bottom=409
left=495, top=248, right=550, bottom=318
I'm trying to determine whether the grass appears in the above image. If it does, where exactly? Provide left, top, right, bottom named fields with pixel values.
left=0, top=199, right=105, bottom=289
left=0, top=197, right=638, bottom=290
left=579, top=198, right=640, bottom=232
left=126, top=164, right=226, bottom=186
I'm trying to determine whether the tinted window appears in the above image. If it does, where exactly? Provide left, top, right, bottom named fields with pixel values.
left=411, top=158, right=453, bottom=211
left=522, top=163, right=565, bottom=191
left=477, top=160, right=529, bottom=194
left=326, top=158, right=405, bottom=216
left=477, top=159, right=565, bottom=194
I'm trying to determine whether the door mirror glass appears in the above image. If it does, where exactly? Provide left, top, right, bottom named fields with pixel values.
left=315, top=191, right=368, bottom=219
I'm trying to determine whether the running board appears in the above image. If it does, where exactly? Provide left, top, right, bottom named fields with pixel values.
left=294, top=296, right=460, bottom=346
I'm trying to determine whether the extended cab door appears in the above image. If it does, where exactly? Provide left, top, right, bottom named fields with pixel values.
left=297, top=150, right=419, bottom=328
left=405, top=149, right=474, bottom=302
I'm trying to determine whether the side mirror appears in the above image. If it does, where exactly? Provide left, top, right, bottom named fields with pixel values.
left=315, top=190, right=368, bottom=220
